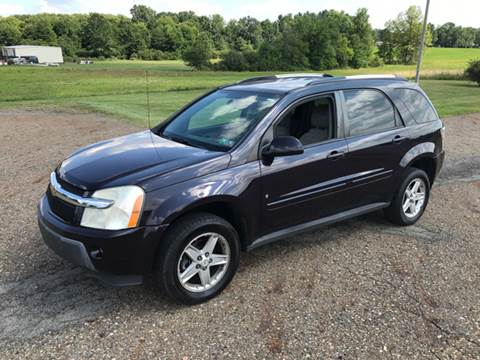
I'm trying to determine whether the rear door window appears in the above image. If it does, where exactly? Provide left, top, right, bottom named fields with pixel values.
left=395, top=89, right=438, bottom=123
left=343, top=89, right=397, bottom=137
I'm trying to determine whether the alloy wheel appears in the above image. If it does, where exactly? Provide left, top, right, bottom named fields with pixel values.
left=402, top=178, right=426, bottom=219
left=177, top=232, right=231, bottom=292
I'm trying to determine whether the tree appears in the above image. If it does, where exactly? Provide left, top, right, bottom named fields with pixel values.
left=117, top=18, right=150, bottom=58
left=349, top=8, right=376, bottom=68
left=259, top=19, right=278, bottom=45
left=323, top=11, right=355, bottom=68
left=277, top=29, right=310, bottom=70
left=218, top=8, right=379, bottom=71
left=434, top=24, right=478, bottom=48
left=130, top=5, right=157, bottom=30
left=0, top=17, right=22, bottom=46
left=51, top=15, right=82, bottom=56
left=22, top=15, right=57, bottom=45
left=179, top=21, right=200, bottom=50
left=434, top=22, right=459, bottom=47
left=302, top=12, right=351, bottom=70
left=81, top=13, right=116, bottom=57
left=378, top=28, right=394, bottom=64
left=379, top=6, right=431, bottom=64
left=182, top=32, right=212, bottom=69
left=225, top=17, right=262, bottom=51
left=256, top=28, right=309, bottom=71
left=209, top=14, right=226, bottom=50
left=456, top=27, right=476, bottom=48
left=151, top=16, right=184, bottom=53
left=7, top=6, right=473, bottom=67
left=428, top=23, right=437, bottom=46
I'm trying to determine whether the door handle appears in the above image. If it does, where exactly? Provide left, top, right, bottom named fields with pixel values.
left=392, top=135, right=407, bottom=144
left=327, top=150, right=345, bottom=160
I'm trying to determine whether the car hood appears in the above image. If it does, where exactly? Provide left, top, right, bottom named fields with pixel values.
left=57, top=130, right=230, bottom=191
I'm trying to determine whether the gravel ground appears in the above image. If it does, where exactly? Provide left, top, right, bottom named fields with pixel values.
left=0, top=110, right=479, bottom=359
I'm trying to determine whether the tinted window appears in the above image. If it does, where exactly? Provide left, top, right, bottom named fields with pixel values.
left=344, top=89, right=396, bottom=136
left=160, top=90, right=280, bottom=151
left=395, top=89, right=438, bottom=123
left=274, top=97, right=334, bottom=146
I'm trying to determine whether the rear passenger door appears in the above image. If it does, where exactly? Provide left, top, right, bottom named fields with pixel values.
left=341, top=89, right=411, bottom=206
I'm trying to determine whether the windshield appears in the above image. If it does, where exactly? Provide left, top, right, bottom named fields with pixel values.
left=159, top=90, right=280, bottom=151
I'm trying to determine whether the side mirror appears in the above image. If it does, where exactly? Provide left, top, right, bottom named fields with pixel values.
left=262, top=136, right=304, bottom=158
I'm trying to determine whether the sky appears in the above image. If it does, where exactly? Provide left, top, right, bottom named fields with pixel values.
left=0, top=0, right=479, bottom=28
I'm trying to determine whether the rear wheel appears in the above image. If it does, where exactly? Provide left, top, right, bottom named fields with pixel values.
left=154, top=212, right=240, bottom=304
left=384, top=168, right=430, bottom=226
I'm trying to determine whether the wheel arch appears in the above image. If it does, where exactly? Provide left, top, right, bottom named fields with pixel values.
left=408, top=156, right=436, bottom=185
left=160, top=196, right=250, bottom=252
left=400, top=142, right=438, bottom=185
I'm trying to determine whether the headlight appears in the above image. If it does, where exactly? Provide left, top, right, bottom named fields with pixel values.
left=81, top=186, right=145, bottom=230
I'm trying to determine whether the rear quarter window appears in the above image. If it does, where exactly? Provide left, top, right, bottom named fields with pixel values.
left=395, top=89, right=438, bottom=124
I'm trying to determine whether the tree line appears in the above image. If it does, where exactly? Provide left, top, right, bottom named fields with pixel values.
left=0, top=5, right=479, bottom=70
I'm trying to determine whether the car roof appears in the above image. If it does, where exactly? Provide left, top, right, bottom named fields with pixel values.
left=224, top=74, right=410, bottom=95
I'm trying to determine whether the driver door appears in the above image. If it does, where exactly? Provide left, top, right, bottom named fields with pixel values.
left=259, top=93, right=350, bottom=235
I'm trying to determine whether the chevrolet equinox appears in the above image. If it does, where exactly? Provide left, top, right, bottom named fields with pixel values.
left=38, top=74, right=445, bottom=304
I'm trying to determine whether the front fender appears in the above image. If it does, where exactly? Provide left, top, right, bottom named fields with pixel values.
left=141, top=161, right=261, bottom=228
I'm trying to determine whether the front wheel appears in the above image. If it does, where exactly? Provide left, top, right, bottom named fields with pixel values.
left=384, top=168, right=430, bottom=226
left=154, top=212, right=240, bottom=304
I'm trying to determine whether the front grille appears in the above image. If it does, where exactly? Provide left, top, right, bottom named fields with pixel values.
left=47, top=187, right=77, bottom=223
left=55, top=174, right=86, bottom=196
left=47, top=174, right=86, bottom=224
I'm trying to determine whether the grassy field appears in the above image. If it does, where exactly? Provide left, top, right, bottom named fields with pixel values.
left=0, top=47, right=479, bottom=125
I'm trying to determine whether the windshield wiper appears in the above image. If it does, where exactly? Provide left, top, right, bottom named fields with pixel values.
left=161, top=133, right=206, bottom=149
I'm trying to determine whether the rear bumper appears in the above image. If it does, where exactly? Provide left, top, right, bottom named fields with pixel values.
left=434, top=150, right=445, bottom=180
left=38, top=195, right=167, bottom=286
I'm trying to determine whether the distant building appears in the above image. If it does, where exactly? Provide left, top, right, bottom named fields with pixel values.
left=1, top=45, right=63, bottom=64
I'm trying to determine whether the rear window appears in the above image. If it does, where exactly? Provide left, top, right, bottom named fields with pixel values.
left=395, top=89, right=438, bottom=124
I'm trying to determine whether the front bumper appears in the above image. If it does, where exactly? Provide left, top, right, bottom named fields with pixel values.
left=38, top=195, right=167, bottom=286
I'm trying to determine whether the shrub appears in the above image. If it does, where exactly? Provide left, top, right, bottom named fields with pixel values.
left=369, top=55, right=384, bottom=67
left=465, top=59, right=480, bottom=86
left=137, top=48, right=164, bottom=60
left=218, top=50, right=249, bottom=71
left=420, top=72, right=466, bottom=81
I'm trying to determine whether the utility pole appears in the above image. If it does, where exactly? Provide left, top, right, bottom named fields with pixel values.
left=415, top=0, right=431, bottom=83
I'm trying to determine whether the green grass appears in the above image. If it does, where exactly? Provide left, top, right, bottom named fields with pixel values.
left=421, top=80, right=480, bottom=117
left=1, top=47, right=479, bottom=125
left=420, top=47, right=480, bottom=71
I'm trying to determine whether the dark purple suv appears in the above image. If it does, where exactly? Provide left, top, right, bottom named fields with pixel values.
left=38, top=74, right=445, bottom=304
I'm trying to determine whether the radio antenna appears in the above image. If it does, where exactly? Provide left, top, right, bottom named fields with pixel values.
left=145, top=70, right=151, bottom=129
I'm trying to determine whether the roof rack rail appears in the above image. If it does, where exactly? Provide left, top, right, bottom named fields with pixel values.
left=343, top=74, right=403, bottom=80
left=275, top=73, right=334, bottom=78
left=237, top=76, right=278, bottom=84
left=306, top=74, right=407, bottom=86
left=237, top=73, right=334, bottom=84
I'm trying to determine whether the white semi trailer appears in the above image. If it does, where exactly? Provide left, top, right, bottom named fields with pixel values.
left=1, top=45, right=63, bottom=64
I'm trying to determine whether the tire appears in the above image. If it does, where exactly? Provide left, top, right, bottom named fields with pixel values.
left=154, top=212, right=240, bottom=305
left=384, top=168, right=430, bottom=226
